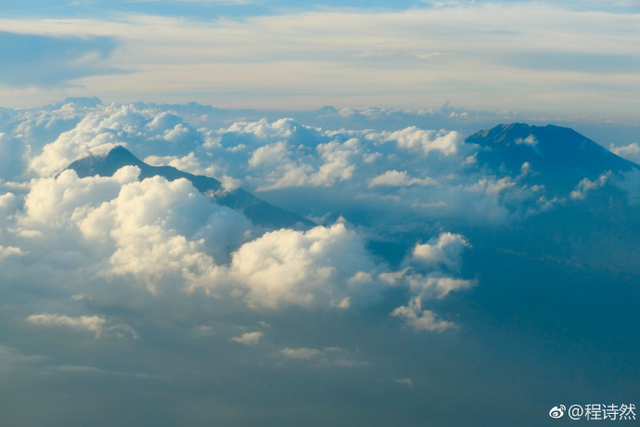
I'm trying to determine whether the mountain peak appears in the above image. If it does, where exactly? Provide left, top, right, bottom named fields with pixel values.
left=68, top=145, right=144, bottom=178
left=468, top=123, right=586, bottom=147
left=66, top=146, right=314, bottom=229
left=466, top=123, right=638, bottom=193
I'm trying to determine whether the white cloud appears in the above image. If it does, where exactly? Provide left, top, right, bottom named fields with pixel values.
left=309, top=140, right=356, bottom=187
left=26, top=313, right=136, bottom=338
left=90, top=175, right=240, bottom=293
left=209, top=117, right=536, bottom=225
left=248, top=141, right=289, bottom=168
left=281, top=347, right=321, bottom=359
left=224, top=118, right=304, bottom=144
left=570, top=173, right=609, bottom=200
left=385, top=232, right=475, bottom=330
left=22, top=167, right=139, bottom=229
left=230, top=331, right=263, bottom=345
left=8, top=139, right=387, bottom=311
left=29, top=107, right=136, bottom=177
left=9, top=106, right=541, bottom=228
left=248, top=138, right=357, bottom=191
left=229, top=223, right=377, bottom=309
left=411, top=232, right=470, bottom=271
left=393, top=378, right=414, bottom=386
left=368, top=170, right=437, bottom=188
left=0, top=105, right=493, bottom=352
left=144, top=0, right=255, bottom=4
left=0, top=245, right=24, bottom=259
left=383, top=128, right=465, bottom=157
left=28, top=105, right=202, bottom=177
left=71, top=293, right=92, bottom=301
left=515, top=135, right=538, bottom=147
left=17, top=167, right=252, bottom=294
left=406, top=275, right=476, bottom=299
left=0, top=192, right=18, bottom=209
left=610, top=142, right=640, bottom=164
left=2, top=3, right=637, bottom=115
left=391, top=297, right=456, bottom=332
left=145, top=152, right=219, bottom=177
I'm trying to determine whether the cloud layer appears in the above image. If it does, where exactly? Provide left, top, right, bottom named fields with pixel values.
left=0, top=100, right=638, bottom=427
left=0, top=2, right=639, bottom=119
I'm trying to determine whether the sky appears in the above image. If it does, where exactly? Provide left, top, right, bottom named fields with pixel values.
left=1, top=0, right=640, bottom=120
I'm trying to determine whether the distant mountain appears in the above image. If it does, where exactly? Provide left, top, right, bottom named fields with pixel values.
left=462, top=123, right=640, bottom=275
left=66, top=146, right=314, bottom=229
left=467, top=123, right=639, bottom=193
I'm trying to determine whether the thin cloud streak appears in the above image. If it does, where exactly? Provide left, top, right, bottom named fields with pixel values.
left=0, top=4, right=638, bottom=116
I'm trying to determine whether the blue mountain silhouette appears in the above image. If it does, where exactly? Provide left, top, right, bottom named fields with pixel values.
left=65, top=145, right=314, bottom=229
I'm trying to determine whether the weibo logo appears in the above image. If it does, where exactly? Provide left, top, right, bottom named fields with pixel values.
left=549, top=405, right=566, bottom=419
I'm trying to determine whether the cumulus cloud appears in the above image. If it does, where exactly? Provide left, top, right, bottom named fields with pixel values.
left=89, top=175, right=239, bottom=293
left=8, top=158, right=382, bottom=312
left=381, top=127, right=465, bottom=156
left=0, top=104, right=489, bottom=352
left=248, top=141, right=289, bottom=169
left=410, top=232, right=470, bottom=271
left=515, top=135, right=538, bottom=147
left=204, top=116, right=538, bottom=225
left=0, top=244, right=24, bottom=259
left=610, top=142, right=640, bottom=164
left=570, top=173, right=609, bottom=200
left=6, top=103, right=541, bottom=228
left=22, top=167, right=139, bottom=229
left=29, top=105, right=202, bottom=177
left=247, top=136, right=358, bottom=191
left=391, top=297, right=456, bottom=333
left=0, top=191, right=18, bottom=209
left=222, top=118, right=306, bottom=144
left=17, top=167, right=252, bottom=294
left=229, top=223, right=377, bottom=309
left=230, top=331, right=263, bottom=345
left=382, top=231, right=475, bottom=330
left=8, top=157, right=411, bottom=316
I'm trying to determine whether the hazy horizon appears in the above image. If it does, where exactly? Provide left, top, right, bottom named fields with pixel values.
left=2, top=1, right=640, bottom=121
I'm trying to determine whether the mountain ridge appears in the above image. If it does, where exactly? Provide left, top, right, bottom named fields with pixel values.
left=66, top=146, right=315, bottom=230
left=466, top=122, right=639, bottom=193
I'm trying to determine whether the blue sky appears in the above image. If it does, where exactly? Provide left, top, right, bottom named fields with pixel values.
left=1, top=1, right=639, bottom=118
left=4, top=0, right=640, bottom=19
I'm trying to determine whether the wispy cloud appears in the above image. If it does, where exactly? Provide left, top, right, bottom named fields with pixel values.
left=0, top=32, right=126, bottom=88
left=26, top=313, right=137, bottom=338
left=126, top=0, right=255, bottom=4
left=0, top=3, right=638, bottom=116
